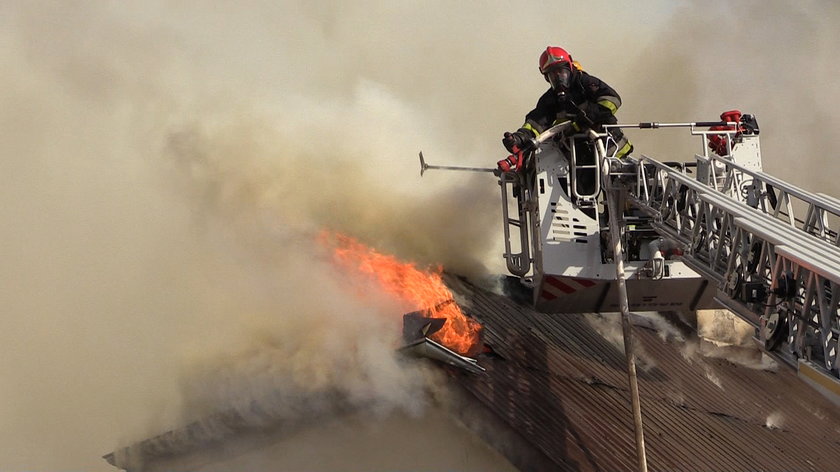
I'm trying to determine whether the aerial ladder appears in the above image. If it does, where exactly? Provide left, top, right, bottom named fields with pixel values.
left=420, top=112, right=840, bottom=471
left=453, top=113, right=839, bottom=378
left=624, top=124, right=840, bottom=376
left=419, top=113, right=840, bottom=380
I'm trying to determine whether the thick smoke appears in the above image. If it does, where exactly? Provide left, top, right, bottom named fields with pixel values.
left=0, top=2, right=514, bottom=469
left=621, top=0, right=840, bottom=194
left=2, top=1, right=839, bottom=471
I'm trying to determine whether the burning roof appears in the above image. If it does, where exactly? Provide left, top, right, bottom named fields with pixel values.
left=324, top=232, right=483, bottom=356
left=105, top=247, right=840, bottom=471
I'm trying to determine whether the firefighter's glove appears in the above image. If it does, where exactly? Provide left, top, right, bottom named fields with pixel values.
left=502, top=131, right=531, bottom=153
left=571, top=110, right=594, bottom=133
left=567, top=100, right=599, bottom=132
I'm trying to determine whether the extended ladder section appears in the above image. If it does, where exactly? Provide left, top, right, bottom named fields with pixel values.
left=626, top=151, right=840, bottom=375
left=695, top=152, right=840, bottom=245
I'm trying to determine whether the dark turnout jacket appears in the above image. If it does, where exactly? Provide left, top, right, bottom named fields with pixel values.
left=519, top=70, right=631, bottom=157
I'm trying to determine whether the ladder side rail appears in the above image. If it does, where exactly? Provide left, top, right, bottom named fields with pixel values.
left=631, top=155, right=747, bottom=271
left=632, top=155, right=707, bottom=250
left=703, top=153, right=840, bottom=244
left=632, top=157, right=729, bottom=277
left=709, top=153, right=840, bottom=213
left=775, top=245, right=840, bottom=371
left=700, top=153, right=799, bottom=225
left=695, top=215, right=840, bottom=374
left=629, top=157, right=840, bottom=376
left=626, top=164, right=692, bottom=249
left=818, top=192, right=840, bottom=246
left=716, top=213, right=840, bottom=370
left=720, top=155, right=836, bottom=241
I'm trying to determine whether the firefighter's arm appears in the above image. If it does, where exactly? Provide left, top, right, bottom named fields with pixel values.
left=575, top=100, right=616, bottom=127
left=521, top=90, right=556, bottom=137
left=577, top=76, right=622, bottom=127
left=504, top=98, right=548, bottom=151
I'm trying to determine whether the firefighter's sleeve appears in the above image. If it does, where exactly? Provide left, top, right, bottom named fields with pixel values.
left=579, top=75, right=622, bottom=126
left=520, top=90, right=556, bottom=138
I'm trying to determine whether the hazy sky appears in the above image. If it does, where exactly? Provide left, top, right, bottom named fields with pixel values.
left=1, top=1, right=838, bottom=470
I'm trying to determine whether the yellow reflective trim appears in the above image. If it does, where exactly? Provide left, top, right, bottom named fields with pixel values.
left=521, top=123, right=540, bottom=137
left=615, top=141, right=632, bottom=158
left=597, top=99, right=618, bottom=114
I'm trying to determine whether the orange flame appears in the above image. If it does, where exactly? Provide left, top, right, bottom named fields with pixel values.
left=322, top=232, right=481, bottom=355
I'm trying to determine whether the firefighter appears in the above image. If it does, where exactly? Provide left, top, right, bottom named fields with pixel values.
left=499, top=46, right=632, bottom=172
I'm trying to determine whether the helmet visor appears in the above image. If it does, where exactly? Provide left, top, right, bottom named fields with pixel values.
left=545, top=64, right=571, bottom=92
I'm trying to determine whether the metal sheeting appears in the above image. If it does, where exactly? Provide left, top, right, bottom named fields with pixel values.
left=446, top=275, right=840, bottom=472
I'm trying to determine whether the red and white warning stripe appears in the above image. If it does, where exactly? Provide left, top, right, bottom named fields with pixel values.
left=540, top=276, right=597, bottom=300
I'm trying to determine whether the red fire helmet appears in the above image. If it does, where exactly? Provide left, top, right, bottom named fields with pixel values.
left=539, top=46, right=573, bottom=75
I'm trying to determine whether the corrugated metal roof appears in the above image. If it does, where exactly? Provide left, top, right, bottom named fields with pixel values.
left=446, top=275, right=840, bottom=471
left=107, top=275, right=840, bottom=472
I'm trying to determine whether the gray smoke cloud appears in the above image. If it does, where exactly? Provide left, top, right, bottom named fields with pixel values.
left=621, top=0, right=840, bottom=194
left=1, top=1, right=838, bottom=470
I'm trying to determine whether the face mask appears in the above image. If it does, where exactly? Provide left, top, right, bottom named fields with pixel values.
left=545, top=65, right=571, bottom=93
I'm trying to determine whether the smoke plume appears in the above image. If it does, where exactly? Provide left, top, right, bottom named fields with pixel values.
left=621, top=0, right=840, bottom=195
